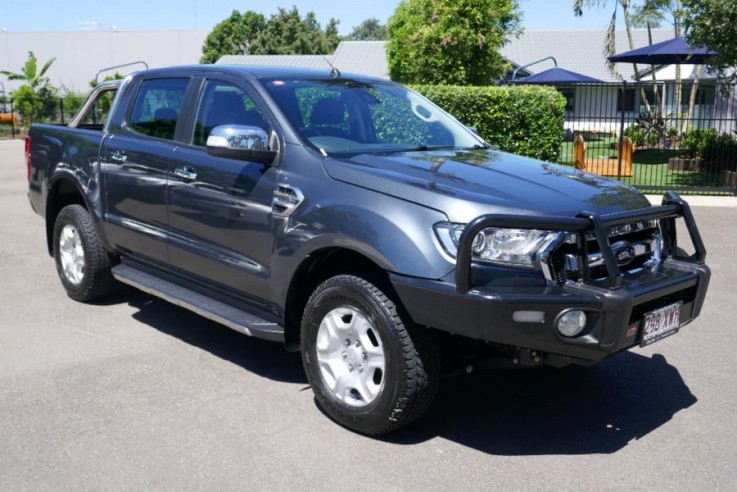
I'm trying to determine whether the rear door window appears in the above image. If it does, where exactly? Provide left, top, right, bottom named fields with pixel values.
left=128, top=78, right=189, bottom=140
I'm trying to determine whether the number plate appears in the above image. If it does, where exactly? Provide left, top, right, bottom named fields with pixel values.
left=640, top=301, right=682, bottom=347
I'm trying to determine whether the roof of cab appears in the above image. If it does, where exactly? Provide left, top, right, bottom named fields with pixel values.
left=132, top=64, right=388, bottom=83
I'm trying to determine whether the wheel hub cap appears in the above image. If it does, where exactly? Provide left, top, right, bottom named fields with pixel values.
left=59, top=224, right=85, bottom=285
left=316, top=307, right=385, bottom=407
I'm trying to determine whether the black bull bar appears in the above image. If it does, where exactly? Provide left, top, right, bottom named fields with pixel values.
left=455, top=191, right=707, bottom=295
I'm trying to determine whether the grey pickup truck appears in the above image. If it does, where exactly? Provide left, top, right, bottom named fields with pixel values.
left=26, top=65, right=710, bottom=435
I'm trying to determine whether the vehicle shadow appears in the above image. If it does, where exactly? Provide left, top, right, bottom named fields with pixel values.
left=386, top=352, right=697, bottom=455
left=115, top=288, right=696, bottom=455
left=119, top=287, right=306, bottom=384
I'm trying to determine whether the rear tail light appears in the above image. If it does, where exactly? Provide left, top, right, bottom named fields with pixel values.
left=25, top=136, right=31, bottom=182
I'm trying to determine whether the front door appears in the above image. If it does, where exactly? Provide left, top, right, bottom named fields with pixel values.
left=166, top=78, right=278, bottom=305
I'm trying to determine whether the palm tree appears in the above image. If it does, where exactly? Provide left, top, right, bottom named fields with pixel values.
left=1, top=51, right=57, bottom=125
left=574, top=0, right=654, bottom=113
left=631, top=1, right=697, bottom=134
left=1, top=51, right=56, bottom=92
left=632, top=0, right=669, bottom=118
left=573, top=1, right=635, bottom=69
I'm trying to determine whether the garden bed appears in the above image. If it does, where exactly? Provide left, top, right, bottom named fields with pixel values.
left=668, top=157, right=703, bottom=173
left=722, top=170, right=737, bottom=188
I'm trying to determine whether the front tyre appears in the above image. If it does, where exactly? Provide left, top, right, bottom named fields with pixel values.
left=53, top=204, right=114, bottom=302
left=301, top=275, right=440, bottom=435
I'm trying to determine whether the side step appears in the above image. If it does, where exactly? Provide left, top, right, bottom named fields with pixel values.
left=112, top=264, right=284, bottom=342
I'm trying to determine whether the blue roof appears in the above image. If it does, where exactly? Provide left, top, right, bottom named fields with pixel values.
left=608, top=36, right=716, bottom=65
left=515, top=67, right=603, bottom=84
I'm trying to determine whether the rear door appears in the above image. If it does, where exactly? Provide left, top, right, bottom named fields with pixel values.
left=166, top=76, right=279, bottom=304
left=101, top=77, right=191, bottom=265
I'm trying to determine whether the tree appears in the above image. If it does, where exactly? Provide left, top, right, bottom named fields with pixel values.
left=574, top=0, right=657, bottom=114
left=631, top=0, right=669, bottom=29
left=574, top=0, right=636, bottom=71
left=387, top=0, right=522, bottom=85
left=631, top=0, right=672, bottom=118
left=1, top=51, right=58, bottom=125
left=60, top=89, right=86, bottom=119
left=683, top=0, right=737, bottom=86
left=200, top=10, right=266, bottom=63
left=88, top=71, right=124, bottom=89
left=348, top=18, right=388, bottom=41
left=249, top=7, right=341, bottom=55
left=630, top=1, right=709, bottom=133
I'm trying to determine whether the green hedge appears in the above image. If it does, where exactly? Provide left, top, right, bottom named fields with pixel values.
left=413, top=85, right=566, bottom=162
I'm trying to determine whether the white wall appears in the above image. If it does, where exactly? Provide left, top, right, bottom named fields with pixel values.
left=564, top=86, right=624, bottom=135
left=0, top=30, right=208, bottom=94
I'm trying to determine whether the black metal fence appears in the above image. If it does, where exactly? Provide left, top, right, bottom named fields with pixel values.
left=556, top=81, right=737, bottom=195
left=0, top=95, right=85, bottom=139
left=0, top=98, right=18, bottom=139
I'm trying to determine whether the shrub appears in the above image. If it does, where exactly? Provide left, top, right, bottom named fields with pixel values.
left=60, top=91, right=85, bottom=121
left=624, top=124, right=646, bottom=147
left=413, top=85, right=566, bottom=162
left=646, top=131, right=660, bottom=147
left=702, top=132, right=737, bottom=171
left=680, top=128, right=717, bottom=158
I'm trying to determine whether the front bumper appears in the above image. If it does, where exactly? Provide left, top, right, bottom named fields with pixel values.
left=391, top=259, right=710, bottom=364
left=391, top=192, right=711, bottom=365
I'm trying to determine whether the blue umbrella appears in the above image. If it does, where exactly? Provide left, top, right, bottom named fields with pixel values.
left=515, top=67, right=602, bottom=84
left=608, top=36, right=715, bottom=65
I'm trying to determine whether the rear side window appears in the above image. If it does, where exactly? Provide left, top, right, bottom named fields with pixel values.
left=75, top=86, right=118, bottom=128
left=128, top=78, right=189, bottom=140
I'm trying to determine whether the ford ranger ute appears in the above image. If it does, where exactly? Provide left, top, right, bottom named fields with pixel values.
left=26, top=66, right=710, bottom=435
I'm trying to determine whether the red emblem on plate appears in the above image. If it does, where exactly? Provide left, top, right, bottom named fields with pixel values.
left=626, top=323, right=638, bottom=338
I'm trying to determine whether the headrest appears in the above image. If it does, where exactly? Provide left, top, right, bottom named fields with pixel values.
left=154, top=108, right=178, bottom=121
left=310, top=98, right=346, bottom=126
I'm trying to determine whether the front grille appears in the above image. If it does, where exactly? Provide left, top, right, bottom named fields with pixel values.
left=549, top=219, right=662, bottom=285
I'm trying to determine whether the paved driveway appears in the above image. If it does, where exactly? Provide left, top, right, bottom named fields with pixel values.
left=1, top=139, right=735, bottom=490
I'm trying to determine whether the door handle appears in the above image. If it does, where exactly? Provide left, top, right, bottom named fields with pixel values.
left=174, top=166, right=198, bottom=182
left=109, top=151, right=127, bottom=163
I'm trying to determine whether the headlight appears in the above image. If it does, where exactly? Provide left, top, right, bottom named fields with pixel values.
left=434, top=223, right=563, bottom=268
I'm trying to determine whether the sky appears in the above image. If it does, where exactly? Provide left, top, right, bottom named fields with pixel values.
left=1, top=0, right=631, bottom=35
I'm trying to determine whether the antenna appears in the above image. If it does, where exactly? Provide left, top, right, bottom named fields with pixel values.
left=319, top=52, right=341, bottom=79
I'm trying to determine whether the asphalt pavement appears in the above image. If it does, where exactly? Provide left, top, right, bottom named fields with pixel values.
left=1, top=138, right=736, bottom=490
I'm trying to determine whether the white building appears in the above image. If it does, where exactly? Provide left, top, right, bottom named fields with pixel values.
left=0, top=30, right=208, bottom=93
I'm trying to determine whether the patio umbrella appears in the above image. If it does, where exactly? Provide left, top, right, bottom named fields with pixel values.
left=515, top=67, right=602, bottom=84
left=608, top=36, right=715, bottom=65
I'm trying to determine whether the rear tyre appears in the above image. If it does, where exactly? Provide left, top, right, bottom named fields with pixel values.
left=301, top=274, right=440, bottom=435
left=53, top=204, right=114, bottom=302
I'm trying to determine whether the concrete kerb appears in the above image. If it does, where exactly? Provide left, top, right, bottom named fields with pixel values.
left=645, top=195, right=737, bottom=207
left=4, top=138, right=734, bottom=206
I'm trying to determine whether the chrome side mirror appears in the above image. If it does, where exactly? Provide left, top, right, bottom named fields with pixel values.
left=206, top=125, right=277, bottom=165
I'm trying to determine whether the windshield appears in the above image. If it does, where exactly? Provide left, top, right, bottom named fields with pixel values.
left=261, top=77, right=486, bottom=156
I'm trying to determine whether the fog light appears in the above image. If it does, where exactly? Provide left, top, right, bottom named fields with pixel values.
left=557, top=310, right=587, bottom=337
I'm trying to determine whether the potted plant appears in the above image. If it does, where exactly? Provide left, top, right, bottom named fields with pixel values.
left=701, top=132, right=737, bottom=186
left=667, top=128, right=714, bottom=172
